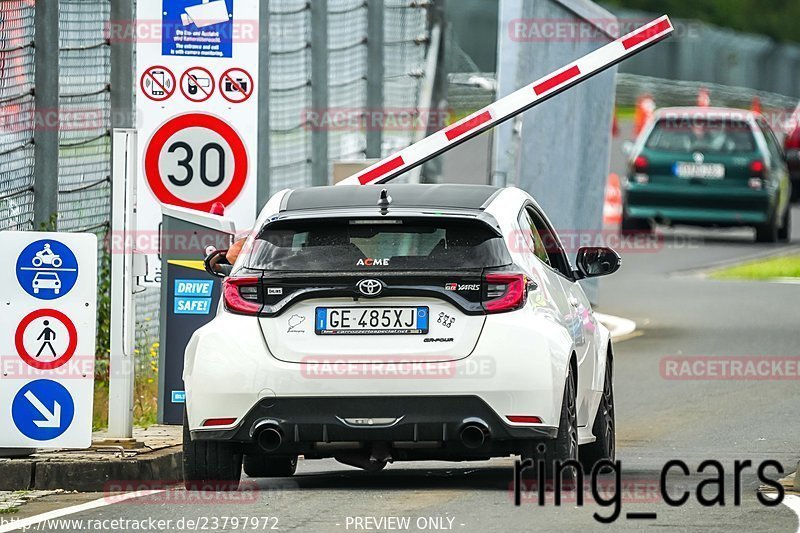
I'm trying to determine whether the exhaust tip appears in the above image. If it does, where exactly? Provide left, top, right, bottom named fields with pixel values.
left=460, top=423, right=489, bottom=449
left=252, top=420, right=283, bottom=452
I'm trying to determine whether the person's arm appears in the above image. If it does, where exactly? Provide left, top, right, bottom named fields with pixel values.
left=226, top=237, right=246, bottom=264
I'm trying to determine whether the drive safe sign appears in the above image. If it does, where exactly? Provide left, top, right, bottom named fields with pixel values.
left=135, top=0, right=260, bottom=283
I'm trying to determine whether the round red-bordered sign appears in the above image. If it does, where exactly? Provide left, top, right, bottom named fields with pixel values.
left=140, top=65, right=176, bottom=102
left=180, top=66, right=215, bottom=103
left=15, top=309, right=78, bottom=371
left=144, top=113, right=249, bottom=211
left=220, top=68, right=254, bottom=104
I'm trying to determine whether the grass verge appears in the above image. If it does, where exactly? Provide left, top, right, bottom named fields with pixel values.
left=710, top=255, right=800, bottom=280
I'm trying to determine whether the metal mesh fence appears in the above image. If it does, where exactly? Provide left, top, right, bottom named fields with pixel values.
left=58, top=0, right=111, bottom=235
left=267, top=0, right=431, bottom=191
left=269, top=0, right=313, bottom=191
left=616, top=73, right=799, bottom=112
left=382, top=0, right=427, bottom=156
left=328, top=0, right=368, bottom=161
left=0, top=1, right=36, bottom=231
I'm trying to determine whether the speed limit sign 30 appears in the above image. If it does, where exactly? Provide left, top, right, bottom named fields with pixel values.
left=144, top=113, right=249, bottom=211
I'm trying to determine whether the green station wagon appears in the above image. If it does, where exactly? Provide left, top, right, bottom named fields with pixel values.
left=622, top=107, right=792, bottom=243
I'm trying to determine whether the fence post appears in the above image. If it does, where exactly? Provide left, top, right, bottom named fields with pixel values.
left=32, top=0, right=60, bottom=229
left=366, top=0, right=385, bottom=159
left=310, top=0, right=329, bottom=186
left=110, top=0, right=135, bottom=129
left=257, top=0, right=271, bottom=206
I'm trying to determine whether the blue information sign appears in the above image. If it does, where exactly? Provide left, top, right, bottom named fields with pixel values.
left=15, top=239, right=79, bottom=300
left=162, top=0, right=234, bottom=59
left=12, top=380, right=75, bottom=441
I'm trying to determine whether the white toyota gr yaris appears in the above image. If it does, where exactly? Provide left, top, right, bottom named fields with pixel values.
left=183, top=184, right=620, bottom=489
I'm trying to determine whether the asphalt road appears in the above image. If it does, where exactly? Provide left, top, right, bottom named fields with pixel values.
left=5, top=205, right=798, bottom=533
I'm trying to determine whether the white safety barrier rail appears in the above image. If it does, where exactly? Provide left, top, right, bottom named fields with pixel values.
left=337, top=16, right=673, bottom=186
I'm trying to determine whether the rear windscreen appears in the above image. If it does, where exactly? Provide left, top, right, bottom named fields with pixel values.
left=247, top=218, right=511, bottom=271
left=646, top=118, right=756, bottom=153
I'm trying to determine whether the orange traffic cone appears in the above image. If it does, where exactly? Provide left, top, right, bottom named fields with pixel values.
left=751, top=96, right=762, bottom=114
left=603, top=173, right=622, bottom=227
left=634, top=94, right=656, bottom=136
left=697, top=87, right=710, bottom=107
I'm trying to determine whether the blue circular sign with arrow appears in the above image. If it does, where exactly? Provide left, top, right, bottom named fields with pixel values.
left=15, top=239, right=79, bottom=300
left=12, top=379, right=75, bottom=441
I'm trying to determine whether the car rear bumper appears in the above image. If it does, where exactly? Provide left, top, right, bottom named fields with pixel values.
left=190, top=395, right=558, bottom=458
left=183, top=309, right=582, bottom=453
left=625, top=183, right=773, bottom=225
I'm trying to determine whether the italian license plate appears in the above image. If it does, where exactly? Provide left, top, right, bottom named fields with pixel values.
left=315, top=307, right=429, bottom=335
left=674, top=162, right=725, bottom=179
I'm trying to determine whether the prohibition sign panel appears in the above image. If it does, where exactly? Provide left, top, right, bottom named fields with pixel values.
left=140, top=65, right=176, bottom=102
left=144, top=113, right=249, bottom=211
left=180, top=66, right=216, bottom=103
left=15, top=309, right=78, bottom=371
left=220, top=67, right=254, bottom=104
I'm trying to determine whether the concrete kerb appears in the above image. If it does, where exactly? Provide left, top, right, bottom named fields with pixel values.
left=595, top=312, right=638, bottom=342
left=0, top=425, right=183, bottom=492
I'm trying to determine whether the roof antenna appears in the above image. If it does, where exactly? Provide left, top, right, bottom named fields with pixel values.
left=378, top=188, right=392, bottom=215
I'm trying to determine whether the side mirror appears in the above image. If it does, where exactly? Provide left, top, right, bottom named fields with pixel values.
left=575, top=247, right=621, bottom=279
left=621, top=140, right=634, bottom=156
left=204, top=249, right=232, bottom=278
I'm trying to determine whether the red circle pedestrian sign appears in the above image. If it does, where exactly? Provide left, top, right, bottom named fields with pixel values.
left=144, top=113, right=249, bottom=211
left=140, top=66, right=176, bottom=102
left=220, top=68, right=254, bottom=104
left=180, top=67, right=215, bottom=103
left=15, top=309, right=78, bottom=371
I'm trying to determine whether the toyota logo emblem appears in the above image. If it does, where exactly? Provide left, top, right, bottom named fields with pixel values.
left=356, top=279, right=383, bottom=297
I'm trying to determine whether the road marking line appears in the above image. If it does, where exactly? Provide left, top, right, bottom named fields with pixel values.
left=782, top=494, right=800, bottom=533
left=763, top=492, right=800, bottom=533
left=0, top=490, right=164, bottom=533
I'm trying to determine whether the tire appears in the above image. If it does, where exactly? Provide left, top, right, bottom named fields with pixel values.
left=580, top=356, right=615, bottom=473
left=755, top=212, right=779, bottom=243
left=183, top=411, right=243, bottom=491
left=620, top=210, right=653, bottom=234
left=243, top=455, right=298, bottom=478
left=32, top=257, right=42, bottom=267
left=544, top=365, right=579, bottom=483
left=778, top=207, right=791, bottom=242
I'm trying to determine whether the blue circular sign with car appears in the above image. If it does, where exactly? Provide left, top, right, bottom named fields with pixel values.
left=15, top=239, right=79, bottom=300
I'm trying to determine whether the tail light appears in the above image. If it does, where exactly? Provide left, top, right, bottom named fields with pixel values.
left=633, top=155, right=649, bottom=173
left=482, top=272, right=528, bottom=314
left=784, top=128, right=800, bottom=151
left=749, top=160, right=765, bottom=177
left=202, top=418, right=237, bottom=427
left=507, top=415, right=542, bottom=424
left=223, top=276, right=262, bottom=315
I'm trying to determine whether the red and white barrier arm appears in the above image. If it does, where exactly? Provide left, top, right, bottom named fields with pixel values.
left=337, top=15, right=673, bottom=187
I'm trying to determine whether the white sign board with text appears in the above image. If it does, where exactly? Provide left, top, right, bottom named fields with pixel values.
left=135, top=0, right=260, bottom=282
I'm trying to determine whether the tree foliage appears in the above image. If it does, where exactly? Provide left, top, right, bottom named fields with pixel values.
left=604, top=0, right=800, bottom=42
